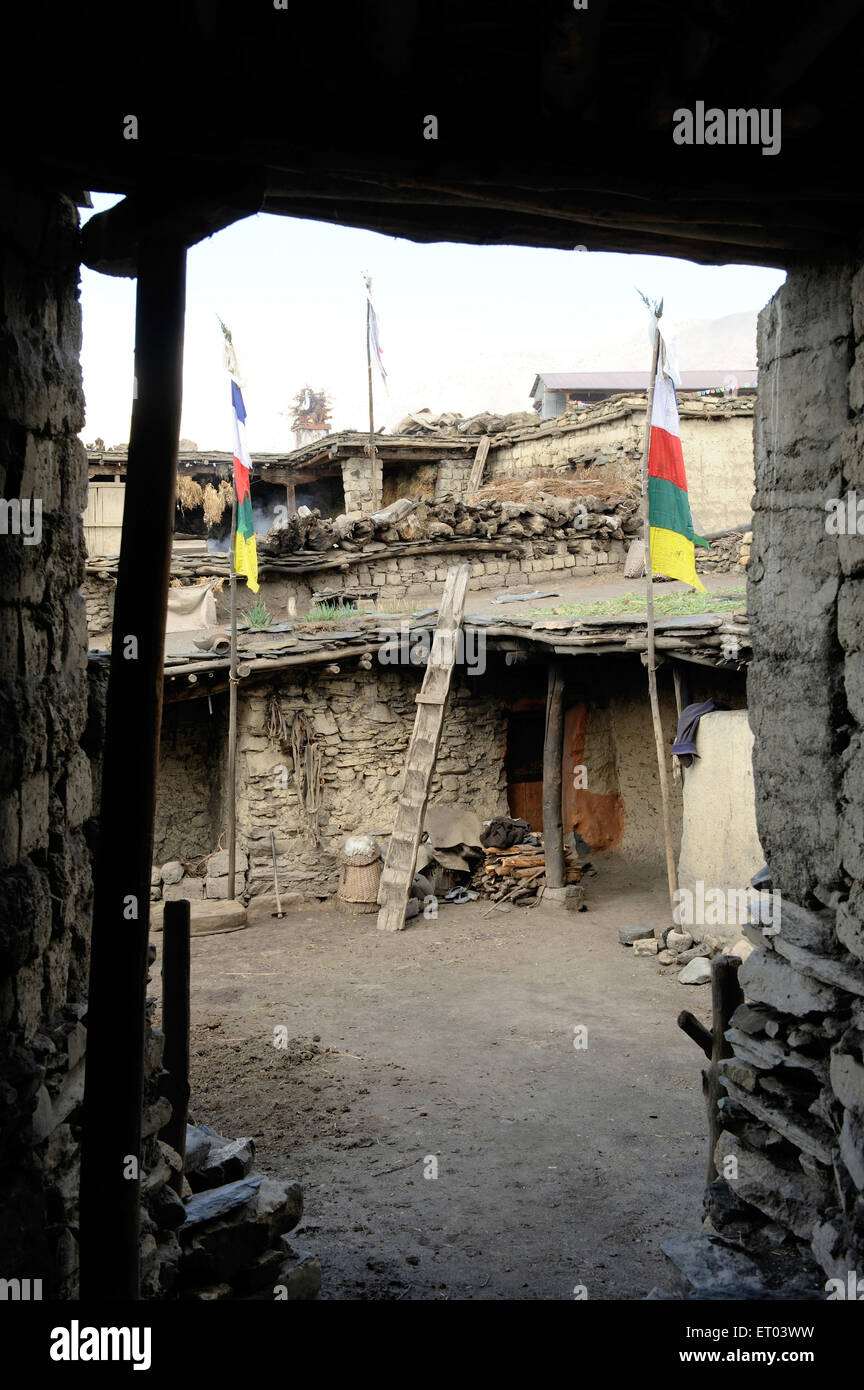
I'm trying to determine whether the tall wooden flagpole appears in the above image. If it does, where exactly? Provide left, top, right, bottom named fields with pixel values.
left=364, top=274, right=378, bottom=511
left=218, top=317, right=239, bottom=896
left=640, top=308, right=679, bottom=909
left=227, top=484, right=238, bottom=894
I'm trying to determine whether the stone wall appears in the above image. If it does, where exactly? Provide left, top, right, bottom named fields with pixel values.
left=82, top=573, right=114, bottom=642
left=153, top=666, right=510, bottom=899
left=341, top=454, right=381, bottom=515
left=242, top=538, right=627, bottom=621
left=710, top=261, right=864, bottom=1285
left=236, top=665, right=509, bottom=897
left=0, top=186, right=94, bottom=1296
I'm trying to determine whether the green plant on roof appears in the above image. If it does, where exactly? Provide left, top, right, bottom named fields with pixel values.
left=299, top=602, right=363, bottom=623
left=243, top=597, right=274, bottom=628
left=529, top=589, right=745, bottom=619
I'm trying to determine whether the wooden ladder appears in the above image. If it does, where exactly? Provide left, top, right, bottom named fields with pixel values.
left=376, top=564, right=470, bottom=932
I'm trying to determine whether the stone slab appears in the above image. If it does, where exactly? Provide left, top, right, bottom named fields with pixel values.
left=150, top=899, right=247, bottom=936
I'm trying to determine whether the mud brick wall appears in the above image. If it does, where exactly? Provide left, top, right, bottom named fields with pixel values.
left=235, top=666, right=509, bottom=897
left=711, top=262, right=864, bottom=1285
left=0, top=186, right=94, bottom=1296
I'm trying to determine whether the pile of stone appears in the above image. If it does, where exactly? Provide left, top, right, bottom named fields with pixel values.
left=150, top=851, right=246, bottom=904
left=705, top=899, right=864, bottom=1283
left=618, top=922, right=752, bottom=984
left=174, top=1123, right=320, bottom=1300
left=696, top=529, right=752, bottom=575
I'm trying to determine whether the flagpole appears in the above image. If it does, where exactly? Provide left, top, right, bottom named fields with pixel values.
left=641, top=319, right=679, bottom=909
left=365, top=291, right=378, bottom=511
left=218, top=314, right=240, bottom=901
left=227, top=482, right=238, bottom=896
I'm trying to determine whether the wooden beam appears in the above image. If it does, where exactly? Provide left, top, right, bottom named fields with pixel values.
left=705, top=955, right=743, bottom=1184
left=159, top=901, right=191, bottom=1194
left=79, top=238, right=186, bottom=1300
left=81, top=183, right=262, bottom=278
left=376, top=565, right=470, bottom=932
left=542, top=662, right=566, bottom=890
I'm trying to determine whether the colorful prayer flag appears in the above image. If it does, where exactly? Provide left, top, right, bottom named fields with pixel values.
left=648, top=368, right=708, bottom=590
left=230, top=377, right=259, bottom=593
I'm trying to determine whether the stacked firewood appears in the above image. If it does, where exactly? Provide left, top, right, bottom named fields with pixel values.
left=473, top=844, right=584, bottom=905
left=258, top=488, right=642, bottom=559
left=259, top=506, right=336, bottom=555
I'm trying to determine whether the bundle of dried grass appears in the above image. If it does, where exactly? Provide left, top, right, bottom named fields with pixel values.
left=177, top=475, right=204, bottom=512
left=202, top=479, right=233, bottom=529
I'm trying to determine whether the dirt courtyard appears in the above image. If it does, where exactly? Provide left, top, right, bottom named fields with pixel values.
left=163, top=858, right=713, bottom=1300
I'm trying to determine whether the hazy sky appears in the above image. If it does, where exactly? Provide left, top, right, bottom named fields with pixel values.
left=79, top=192, right=785, bottom=453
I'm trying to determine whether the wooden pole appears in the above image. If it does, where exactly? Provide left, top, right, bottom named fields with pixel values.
left=640, top=323, right=679, bottom=909
left=366, top=298, right=378, bottom=512
left=160, top=900, right=191, bottom=1195
left=705, top=954, right=743, bottom=1183
left=227, top=486, right=238, bottom=893
left=542, top=661, right=566, bottom=890
left=80, top=238, right=186, bottom=1300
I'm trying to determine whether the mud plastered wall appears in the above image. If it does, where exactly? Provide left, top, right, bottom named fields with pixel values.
left=153, top=701, right=228, bottom=865
left=713, top=262, right=864, bottom=1283
left=235, top=666, right=509, bottom=897
left=488, top=405, right=754, bottom=533
left=0, top=187, right=93, bottom=1295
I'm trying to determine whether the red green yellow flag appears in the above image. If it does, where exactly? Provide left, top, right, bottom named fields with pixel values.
left=648, top=371, right=708, bottom=591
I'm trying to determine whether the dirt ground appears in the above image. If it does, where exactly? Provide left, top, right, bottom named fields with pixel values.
left=160, top=857, right=714, bottom=1301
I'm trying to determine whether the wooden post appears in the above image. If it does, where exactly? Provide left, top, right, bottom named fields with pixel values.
left=80, top=238, right=186, bottom=1300
left=160, top=900, right=191, bottom=1194
left=542, top=661, right=566, bottom=890
left=705, top=954, right=743, bottom=1183
left=671, top=662, right=685, bottom=785
left=227, top=486, right=238, bottom=893
left=640, top=323, right=679, bottom=909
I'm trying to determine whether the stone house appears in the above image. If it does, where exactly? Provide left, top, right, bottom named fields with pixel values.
left=4, top=0, right=864, bottom=1309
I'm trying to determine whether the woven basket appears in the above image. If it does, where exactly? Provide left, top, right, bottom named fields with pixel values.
left=338, top=860, right=382, bottom=907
